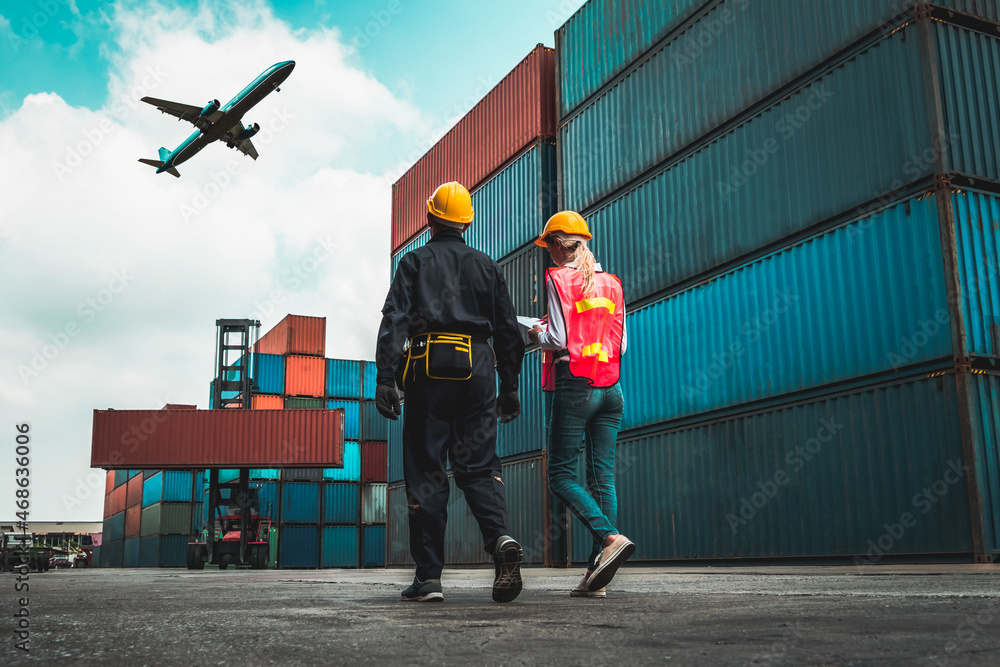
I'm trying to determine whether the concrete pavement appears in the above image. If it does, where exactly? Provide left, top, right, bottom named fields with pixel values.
left=6, top=564, right=1000, bottom=665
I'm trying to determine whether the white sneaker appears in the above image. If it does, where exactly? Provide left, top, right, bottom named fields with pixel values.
left=586, top=535, right=635, bottom=591
left=570, top=572, right=606, bottom=598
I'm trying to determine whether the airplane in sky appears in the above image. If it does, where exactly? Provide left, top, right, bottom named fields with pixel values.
left=138, top=60, right=295, bottom=177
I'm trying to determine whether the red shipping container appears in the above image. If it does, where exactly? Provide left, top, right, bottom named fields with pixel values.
left=254, top=314, right=326, bottom=357
left=126, top=474, right=143, bottom=507
left=284, top=355, right=326, bottom=397
left=103, top=491, right=111, bottom=519
left=252, top=394, right=284, bottom=409
left=361, top=441, right=387, bottom=483
left=107, top=484, right=127, bottom=515
left=391, top=45, right=556, bottom=252
left=125, top=505, right=142, bottom=538
left=105, top=470, right=115, bottom=496
left=91, top=408, right=344, bottom=469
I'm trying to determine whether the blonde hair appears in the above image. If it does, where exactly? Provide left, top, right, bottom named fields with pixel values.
left=552, top=237, right=597, bottom=297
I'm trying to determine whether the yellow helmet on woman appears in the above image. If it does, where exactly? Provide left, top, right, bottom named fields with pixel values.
left=535, top=210, right=592, bottom=247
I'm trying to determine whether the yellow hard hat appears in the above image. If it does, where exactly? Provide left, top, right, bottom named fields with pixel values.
left=427, top=182, right=474, bottom=225
left=535, top=210, right=592, bottom=247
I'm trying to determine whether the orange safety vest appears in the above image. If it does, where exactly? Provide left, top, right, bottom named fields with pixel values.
left=542, top=266, right=625, bottom=391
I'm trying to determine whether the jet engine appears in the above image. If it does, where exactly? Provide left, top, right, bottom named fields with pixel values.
left=200, top=99, right=221, bottom=117
left=239, top=123, right=260, bottom=140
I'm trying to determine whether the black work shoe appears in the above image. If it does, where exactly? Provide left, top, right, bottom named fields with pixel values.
left=400, top=577, right=443, bottom=602
left=492, top=536, right=523, bottom=603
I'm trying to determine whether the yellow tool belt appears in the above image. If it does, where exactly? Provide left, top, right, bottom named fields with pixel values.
left=401, top=332, right=476, bottom=388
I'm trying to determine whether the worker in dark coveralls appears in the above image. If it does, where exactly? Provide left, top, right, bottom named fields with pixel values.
left=374, top=181, right=525, bottom=603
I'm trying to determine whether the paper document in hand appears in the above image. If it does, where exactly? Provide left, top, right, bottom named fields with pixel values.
left=516, top=316, right=546, bottom=330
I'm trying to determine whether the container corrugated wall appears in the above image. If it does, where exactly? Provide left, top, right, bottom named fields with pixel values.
left=285, top=355, right=326, bottom=398
left=386, top=485, right=410, bottom=566
left=579, top=22, right=1000, bottom=302
left=497, top=348, right=547, bottom=458
left=326, top=400, right=361, bottom=440
left=499, top=243, right=549, bottom=319
left=140, top=502, right=199, bottom=537
left=125, top=505, right=141, bottom=538
left=254, top=353, right=285, bottom=394
left=279, top=525, right=319, bottom=568
left=142, top=471, right=200, bottom=507
left=124, top=537, right=139, bottom=567
left=965, top=372, right=1000, bottom=555
left=322, top=526, right=358, bottom=567
left=254, top=314, right=326, bottom=357
left=281, top=483, right=320, bottom=523
left=323, top=440, right=360, bottom=482
left=91, top=409, right=344, bottom=468
left=126, top=475, right=143, bottom=507
left=326, top=359, right=363, bottom=398
left=137, top=535, right=186, bottom=567
left=620, top=192, right=953, bottom=430
left=323, top=483, right=359, bottom=524
left=362, top=483, right=387, bottom=524
left=950, top=190, right=1000, bottom=358
left=392, top=45, right=556, bottom=252
left=584, top=374, right=973, bottom=561
left=361, top=402, right=388, bottom=443
left=252, top=394, right=283, bottom=409
left=360, top=440, right=387, bottom=483
left=363, top=525, right=386, bottom=567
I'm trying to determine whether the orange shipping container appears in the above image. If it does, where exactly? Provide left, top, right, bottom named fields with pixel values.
left=255, top=314, right=326, bottom=357
left=125, top=505, right=142, bottom=538
left=108, top=484, right=127, bottom=515
left=105, top=470, right=115, bottom=496
left=252, top=394, right=284, bottom=409
left=285, top=355, right=326, bottom=397
left=126, top=474, right=144, bottom=507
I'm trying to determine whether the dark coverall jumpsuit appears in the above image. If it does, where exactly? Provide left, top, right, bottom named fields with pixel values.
left=375, top=228, right=524, bottom=581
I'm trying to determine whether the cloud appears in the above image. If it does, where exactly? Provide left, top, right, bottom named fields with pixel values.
left=0, top=0, right=426, bottom=521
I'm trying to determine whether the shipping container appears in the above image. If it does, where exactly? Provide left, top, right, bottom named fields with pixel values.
left=254, top=314, right=326, bottom=357
left=123, top=537, right=139, bottom=567
left=283, top=397, right=325, bottom=409
left=362, top=483, right=387, bottom=524
left=618, top=191, right=953, bottom=430
left=363, top=524, right=386, bottom=567
left=105, top=512, right=126, bottom=542
left=140, top=502, right=200, bottom=537
left=104, top=539, right=123, bottom=568
left=575, top=372, right=975, bottom=561
left=579, top=20, right=1000, bottom=302
left=253, top=481, right=279, bottom=519
left=125, top=505, right=142, bottom=538
left=142, top=471, right=202, bottom=507
left=114, top=469, right=128, bottom=487
left=250, top=468, right=281, bottom=479
left=107, top=484, right=127, bottom=516
left=360, top=440, right=388, bottom=483
left=324, top=441, right=361, bottom=482
left=949, top=189, right=1000, bottom=359
left=105, top=470, right=114, bottom=496
left=326, top=359, right=364, bottom=398
left=282, top=468, right=323, bottom=481
left=386, top=485, right=410, bottom=567
left=362, top=361, right=377, bottom=400
left=361, top=402, right=388, bottom=442
left=323, top=482, right=360, bottom=524
left=281, top=482, right=320, bottom=523
left=279, top=525, right=319, bottom=568
left=322, top=525, right=359, bottom=567
left=392, top=45, right=556, bottom=251
left=285, top=355, right=326, bottom=398
left=499, top=242, right=549, bottom=320
left=964, top=370, right=1000, bottom=556
left=559, top=1, right=1000, bottom=211
left=497, top=348, right=547, bottom=459
left=92, top=408, right=344, bottom=468
left=326, top=400, right=361, bottom=440
left=252, top=394, right=284, bottom=409
left=125, top=474, right=143, bottom=507
left=253, top=353, right=285, bottom=394
left=91, top=544, right=102, bottom=568
left=464, top=140, right=558, bottom=261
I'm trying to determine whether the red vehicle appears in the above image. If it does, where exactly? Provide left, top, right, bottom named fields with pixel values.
left=187, top=474, right=270, bottom=570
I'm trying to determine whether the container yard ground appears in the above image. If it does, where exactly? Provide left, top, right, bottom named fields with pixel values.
left=9, top=565, right=1000, bottom=665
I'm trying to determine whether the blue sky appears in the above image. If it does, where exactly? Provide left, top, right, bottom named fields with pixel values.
left=0, top=0, right=587, bottom=522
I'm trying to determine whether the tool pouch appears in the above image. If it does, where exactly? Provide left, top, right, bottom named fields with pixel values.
left=403, top=333, right=473, bottom=388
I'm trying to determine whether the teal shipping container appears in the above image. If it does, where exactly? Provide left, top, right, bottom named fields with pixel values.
left=141, top=471, right=202, bottom=507
left=464, top=140, right=558, bottom=261
left=580, top=19, right=1000, bottom=302
left=363, top=525, right=386, bottom=567
left=323, top=482, right=359, bottom=524
left=361, top=401, right=388, bottom=442
left=499, top=242, right=549, bottom=320
left=281, top=483, right=320, bottom=523
left=279, top=525, right=319, bottom=568
left=327, top=400, right=361, bottom=440
left=105, top=512, right=125, bottom=542
left=114, top=469, right=128, bottom=487
left=250, top=469, right=281, bottom=480
left=104, top=540, right=124, bottom=568
left=362, top=361, right=377, bottom=400
left=124, top=537, right=139, bottom=567
left=137, top=535, right=189, bottom=568
left=497, top=348, right=547, bottom=458
left=322, top=525, right=359, bottom=567
left=559, top=1, right=1000, bottom=211
left=324, top=440, right=361, bottom=482
left=253, top=481, right=279, bottom=519
left=386, top=485, right=410, bottom=566
left=326, top=359, right=364, bottom=399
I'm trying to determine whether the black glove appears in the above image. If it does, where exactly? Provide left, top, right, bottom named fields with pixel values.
left=497, top=391, right=521, bottom=424
left=375, top=385, right=401, bottom=420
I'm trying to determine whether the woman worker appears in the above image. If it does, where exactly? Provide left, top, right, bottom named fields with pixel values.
left=527, top=210, right=634, bottom=597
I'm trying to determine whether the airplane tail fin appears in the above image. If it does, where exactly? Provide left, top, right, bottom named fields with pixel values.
left=138, top=157, right=181, bottom=178
left=157, top=147, right=171, bottom=162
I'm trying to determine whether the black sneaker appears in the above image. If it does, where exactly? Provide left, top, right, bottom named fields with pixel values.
left=492, top=536, right=523, bottom=603
left=400, top=577, right=443, bottom=602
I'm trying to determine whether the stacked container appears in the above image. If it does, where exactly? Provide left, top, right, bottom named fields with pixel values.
left=387, top=45, right=561, bottom=566
left=549, top=0, right=1000, bottom=564
left=99, top=470, right=128, bottom=567
left=138, top=471, right=204, bottom=567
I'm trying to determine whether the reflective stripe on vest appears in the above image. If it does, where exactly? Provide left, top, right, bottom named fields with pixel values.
left=541, top=266, right=625, bottom=391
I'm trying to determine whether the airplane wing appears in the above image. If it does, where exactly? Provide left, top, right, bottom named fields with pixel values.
left=222, top=120, right=259, bottom=160
left=140, top=97, right=224, bottom=129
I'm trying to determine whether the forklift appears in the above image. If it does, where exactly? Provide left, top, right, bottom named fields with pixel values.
left=186, top=319, right=271, bottom=570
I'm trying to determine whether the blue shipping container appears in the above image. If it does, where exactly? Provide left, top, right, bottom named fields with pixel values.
left=322, top=525, right=359, bottom=567
left=106, top=512, right=126, bottom=543
left=363, top=525, right=386, bottom=567
left=361, top=401, right=388, bottom=442
left=323, top=482, right=360, bottom=524
left=362, top=361, right=377, bottom=400
left=279, top=525, right=319, bottom=568
left=254, top=353, right=285, bottom=394
left=497, top=347, right=547, bottom=458
left=327, top=400, right=361, bottom=440
left=143, top=471, right=201, bottom=507
left=124, top=537, right=139, bottom=567
left=324, top=441, right=361, bottom=482
left=281, top=483, right=320, bottom=523
left=327, top=359, right=364, bottom=398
